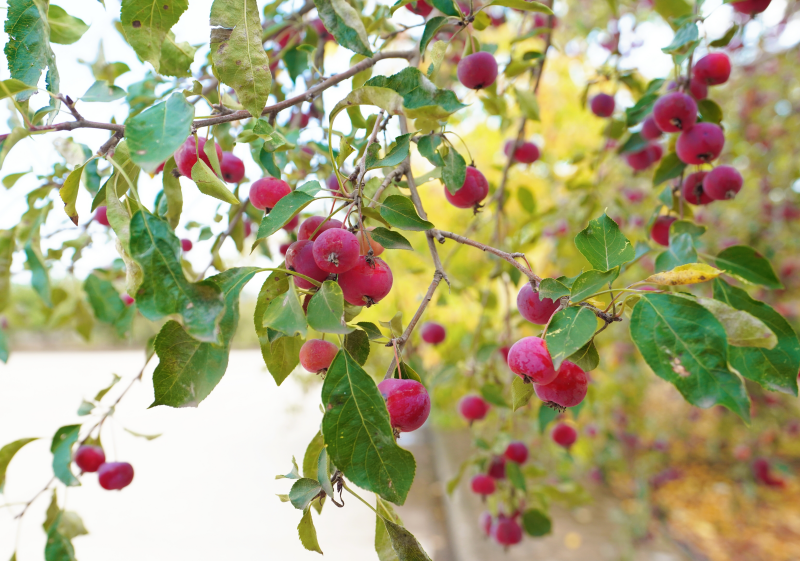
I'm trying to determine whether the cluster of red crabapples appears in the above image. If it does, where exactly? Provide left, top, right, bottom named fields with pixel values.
left=73, top=445, right=134, bottom=491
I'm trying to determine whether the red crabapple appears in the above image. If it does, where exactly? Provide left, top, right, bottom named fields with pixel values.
left=312, top=228, right=360, bottom=273
left=181, top=238, right=193, bottom=252
left=298, top=216, right=343, bottom=241
left=250, top=177, right=292, bottom=210
left=356, top=227, right=384, bottom=257
left=731, top=0, right=771, bottom=14
left=471, top=474, right=496, bottom=495
left=275, top=26, right=299, bottom=49
left=457, top=52, right=498, bottom=90
left=421, top=322, right=446, bottom=344
left=74, top=445, right=105, bottom=473
left=174, top=137, right=223, bottom=180
left=504, top=441, right=528, bottom=464
left=406, top=0, right=433, bottom=16
left=444, top=166, right=489, bottom=209
left=534, top=360, right=588, bottom=409
left=283, top=215, right=299, bottom=232
left=326, top=175, right=342, bottom=192
left=309, top=19, right=333, bottom=41
left=154, top=161, right=165, bottom=175
left=504, top=141, right=540, bottom=164
left=98, top=462, right=134, bottom=490
left=693, top=53, right=731, bottom=86
left=533, top=13, right=556, bottom=28
left=653, top=92, right=697, bottom=132
left=220, top=152, right=245, bottom=183
left=377, top=378, right=431, bottom=433
left=590, top=93, right=615, bottom=117
left=459, top=395, right=490, bottom=421
left=626, top=144, right=663, bottom=171
left=507, top=336, right=557, bottom=384
left=517, top=283, right=560, bottom=324
left=487, top=456, right=506, bottom=479
left=551, top=423, right=578, bottom=448
left=676, top=122, right=724, bottom=165
left=299, top=339, right=338, bottom=373
left=95, top=206, right=110, bottom=227
left=681, top=171, right=713, bottom=205
left=703, top=166, right=743, bottom=200
left=752, top=457, right=785, bottom=488
left=491, top=515, right=523, bottom=547
left=121, top=294, right=135, bottom=306
left=480, top=512, right=493, bottom=536
left=499, top=346, right=510, bottom=363
left=243, top=220, right=253, bottom=237
left=279, top=242, right=291, bottom=256
left=640, top=116, right=663, bottom=141
left=650, top=215, right=676, bottom=247
left=285, top=240, right=328, bottom=289
left=337, top=257, right=393, bottom=307
left=689, top=78, right=708, bottom=100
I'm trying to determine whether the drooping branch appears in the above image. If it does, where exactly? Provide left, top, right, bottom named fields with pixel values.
left=437, top=230, right=540, bottom=283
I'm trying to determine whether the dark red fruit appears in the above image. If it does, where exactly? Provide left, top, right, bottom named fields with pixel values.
left=250, top=177, right=291, bottom=210
left=517, top=283, right=559, bottom=324
left=98, top=462, right=134, bottom=490
left=534, top=360, right=588, bottom=408
left=285, top=240, right=328, bottom=290
left=487, top=456, right=506, bottom=479
left=681, top=171, right=713, bottom=205
left=507, top=336, right=556, bottom=384
left=311, top=228, right=360, bottom=274
left=298, top=216, right=343, bottom=241
left=95, top=206, right=110, bottom=227
left=551, top=423, right=578, bottom=448
left=491, top=515, right=523, bottom=547
left=693, top=53, right=731, bottom=86
left=459, top=395, right=490, bottom=421
left=299, top=339, right=338, bottom=373
left=444, top=166, right=489, bottom=209
left=752, top=457, right=785, bottom=487
left=689, top=78, right=708, bottom=100
left=220, top=152, right=245, bottom=183
left=326, top=175, right=342, bottom=192
left=533, top=13, right=556, bottom=28
left=504, top=141, right=540, bottom=164
left=504, top=441, right=528, bottom=464
left=309, top=19, right=333, bottom=41
left=121, top=294, right=135, bottom=306
left=653, top=92, right=697, bottom=132
left=471, top=474, right=496, bottom=495
left=377, top=378, right=431, bottom=433
left=640, top=116, right=663, bottom=141
left=676, top=123, right=724, bottom=165
left=275, top=26, right=299, bottom=49
left=590, top=93, right=615, bottom=117
left=731, top=0, right=771, bottom=14
left=626, top=144, right=663, bottom=171
left=703, top=165, right=743, bottom=200
left=406, top=0, right=433, bottom=16
left=457, top=52, right=498, bottom=90
left=337, top=257, right=393, bottom=307
left=279, top=242, right=291, bottom=256
left=74, top=445, right=105, bottom=473
left=153, top=161, right=165, bottom=174
left=480, top=511, right=493, bottom=536
left=283, top=215, right=299, bottom=231
left=420, top=322, right=446, bottom=344
left=181, top=238, right=193, bottom=252
left=650, top=215, right=676, bottom=247
left=174, top=137, right=223, bottom=180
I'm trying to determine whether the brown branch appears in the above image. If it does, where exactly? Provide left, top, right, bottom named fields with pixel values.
left=437, top=229, right=540, bottom=283
left=367, top=162, right=408, bottom=208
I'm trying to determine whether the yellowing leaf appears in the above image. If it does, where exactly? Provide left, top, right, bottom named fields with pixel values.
left=645, top=263, right=721, bottom=286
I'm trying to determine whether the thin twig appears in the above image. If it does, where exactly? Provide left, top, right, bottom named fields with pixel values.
left=437, top=230, right=540, bottom=282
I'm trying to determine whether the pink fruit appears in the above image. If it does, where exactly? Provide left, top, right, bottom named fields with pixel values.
left=444, top=166, right=489, bottom=209
left=676, top=123, right=725, bottom=165
left=504, top=441, right=528, bottom=464
left=420, top=322, right=446, bottom=344
left=703, top=165, right=743, bottom=200
left=298, top=216, right=343, bottom=241
left=279, top=242, right=291, bottom=256
left=551, top=423, right=578, bottom=448
left=499, top=346, right=510, bottom=363
left=181, top=238, right=193, bottom=252
left=689, top=78, right=708, bottom=100
left=220, top=152, right=245, bottom=183
left=471, top=474, right=496, bottom=495
left=174, top=137, right=223, bottom=180
left=491, top=515, right=523, bottom=547
left=285, top=240, right=328, bottom=290
left=283, top=215, right=299, bottom=231
left=590, top=93, right=615, bottom=117
left=507, top=336, right=557, bottom=384
left=377, top=378, right=431, bottom=433
left=480, top=511, right=493, bottom=536
left=457, top=52, right=498, bottom=90
left=731, top=0, right=771, bottom=14
left=98, top=462, right=134, bottom=490
left=406, top=0, right=433, bottom=16
left=299, top=339, right=338, bottom=373
left=534, top=360, right=588, bottom=408
left=312, top=228, right=360, bottom=274
left=487, top=456, right=506, bottom=479
left=752, top=457, right=785, bottom=488
left=121, top=294, right=135, bottom=306
left=459, top=395, right=490, bottom=421
left=74, top=445, right=105, bottom=473
left=682, top=171, right=712, bottom=205
left=517, top=283, right=560, bottom=324
left=640, top=116, right=663, bottom=141
left=653, top=92, right=697, bottom=132
left=626, top=144, right=663, bottom=171
left=504, top=141, right=540, bottom=164
left=250, top=177, right=292, bottom=210
left=95, top=206, right=110, bottom=227
left=693, top=53, right=731, bottom=86
left=309, top=18, right=333, bottom=41
left=650, top=215, right=676, bottom=247
left=337, top=257, right=393, bottom=307
left=326, top=175, right=342, bottom=192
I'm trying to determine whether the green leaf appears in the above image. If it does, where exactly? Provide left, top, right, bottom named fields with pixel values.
left=356, top=321, right=384, bottom=340
left=58, top=164, right=85, bottom=226
left=4, top=0, right=59, bottom=104
left=394, top=361, right=422, bottom=383
left=713, top=279, right=800, bottom=396
left=298, top=507, right=323, bottom=554
left=151, top=268, right=259, bottom=408
left=364, top=68, right=466, bottom=123
left=2, top=169, right=30, bottom=189
left=126, top=93, right=193, bottom=173
left=47, top=5, right=88, bottom=45
left=709, top=24, right=738, bottom=47
left=191, top=158, right=239, bottom=205
left=480, top=383, right=508, bottom=408
left=344, top=328, right=370, bottom=365
left=0, top=129, right=31, bottom=171
left=159, top=31, right=197, bottom=78
left=0, top=78, right=36, bottom=100
left=653, top=152, right=686, bottom=186
left=517, top=187, right=536, bottom=214
left=654, top=233, right=696, bottom=272
left=715, top=246, right=783, bottom=289
left=314, top=0, right=372, bottom=57
left=255, top=270, right=302, bottom=385
left=162, top=157, right=182, bottom=229
left=0, top=326, right=8, bottom=364
left=210, top=0, right=272, bottom=118
left=130, top=211, right=226, bottom=343
left=574, top=214, right=635, bottom=272
left=522, top=509, right=552, bottom=537
left=303, top=432, right=325, bottom=480
left=417, top=135, right=444, bottom=167
left=83, top=273, right=125, bottom=324
left=45, top=514, right=76, bottom=561
left=375, top=497, right=403, bottom=561
left=511, top=377, right=535, bottom=411
left=629, top=293, right=750, bottom=421
left=307, top=281, right=353, bottom=334
left=121, top=0, right=188, bottom=73
left=569, top=268, right=619, bottom=303
left=382, top=519, right=433, bottom=561
left=431, top=0, right=458, bottom=16
left=694, top=296, right=776, bottom=349
left=487, top=0, right=553, bottom=13
left=617, top=132, right=648, bottom=155
left=662, top=22, right=698, bottom=53
left=368, top=228, right=413, bottom=251
left=24, top=242, right=51, bottom=308
left=254, top=191, right=315, bottom=243
left=289, top=478, right=323, bottom=510
left=366, top=134, right=413, bottom=170
left=566, top=340, right=599, bottom=372
left=322, top=350, right=416, bottom=505
left=263, top=281, right=307, bottom=338
left=538, top=278, right=570, bottom=301
left=698, top=99, right=723, bottom=125
left=653, top=0, right=692, bottom=21
left=51, top=425, right=80, bottom=487
left=516, top=88, right=541, bottom=121
left=441, top=148, right=467, bottom=196
left=0, top=438, right=38, bottom=493
left=420, top=17, right=448, bottom=56
left=625, top=94, right=658, bottom=127
left=380, top=195, right=434, bottom=231
left=544, top=307, right=597, bottom=370
left=538, top=403, right=558, bottom=433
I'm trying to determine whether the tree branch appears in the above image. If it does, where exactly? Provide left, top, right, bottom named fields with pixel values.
left=437, top=229, right=540, bottom=283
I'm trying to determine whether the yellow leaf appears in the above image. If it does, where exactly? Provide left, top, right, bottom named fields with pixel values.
left=645, top=263, right=721, bottom=286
